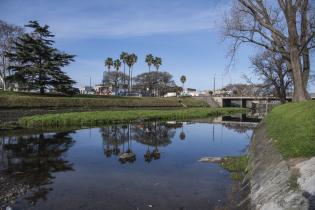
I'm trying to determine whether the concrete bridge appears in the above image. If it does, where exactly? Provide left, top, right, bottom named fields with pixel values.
left=213, top=96, right=280, bottom=108
left=213, top=95, right=315, bottom=108
left=195, top=95, right=315, bottom=108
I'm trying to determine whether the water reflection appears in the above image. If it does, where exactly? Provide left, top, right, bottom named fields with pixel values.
left=0, top=119, right=255, bottom=210
left=100, top=121, right=178, bottom=163
left=1, top=132, right=75, bottom=205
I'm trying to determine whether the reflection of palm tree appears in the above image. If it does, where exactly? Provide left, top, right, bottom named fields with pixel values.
left=127, top=124, right=132, bottom=153
left=179, top=124, right=186, bottom=140
left=111, top=126, right=121, bottom=155
left=101, top=125, right=131, bottom=158
left=132, top=121, right=175, bottom=163
left=118, top=124, right=136, bottom=164
left=151, top=122, right=161, bottom=160
left=101, top=127, right=113, bottom=157
left=143, top=122, right=153, bottom=162
left=144, top=145, right=152, bottom=163
left=151, top=146, right=160, bottom=160
left=121, top=124, right=128, bottom=153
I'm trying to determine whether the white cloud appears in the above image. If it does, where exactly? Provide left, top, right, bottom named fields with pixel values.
left=0, top=0, right=231, bottom=39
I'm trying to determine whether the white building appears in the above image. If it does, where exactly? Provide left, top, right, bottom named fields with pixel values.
left=182, top=88, right=209, bottom=97
left=79, top=86, right=95, bottom=95
left=164, top=92, right=177, bottom=97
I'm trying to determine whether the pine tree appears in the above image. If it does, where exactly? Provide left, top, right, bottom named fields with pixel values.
left=7, top=21, right=75, bottom=94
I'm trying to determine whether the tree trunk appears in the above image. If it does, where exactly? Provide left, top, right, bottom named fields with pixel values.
left=300, top=0, right=310, bottom=99
left=128, top=67, right=131, bottom=94
left=130, top=67, right=133, bottom=93
left=276, top=59, right=287, bottom=104
left=275, top=85, right=287, bottom=104
left=0, top=75, right=5, bottom=91
left=290, top=47, right=307, bottom=101
left=287, top=5, right=308, bottom=102
left=1, top=53, right=6, bottom=91
left=40, top=86, right=45, bottom=94
left=148, top=65, right=151, bottom=96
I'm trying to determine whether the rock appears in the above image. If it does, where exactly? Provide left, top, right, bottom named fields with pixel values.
left=198, top=157, right=223, bottom=163
left=260, top=202, right=282, bottom=210
left=119, top=152, right=135, bottom=160
left=296, top=157, right=315, bottom=195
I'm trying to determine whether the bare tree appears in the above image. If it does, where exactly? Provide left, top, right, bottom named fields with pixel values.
left=250, top=51, right=292, bottom=103
left=0, top=20, right=23, bottom=90
left=223, top=0, right=315, bottom=101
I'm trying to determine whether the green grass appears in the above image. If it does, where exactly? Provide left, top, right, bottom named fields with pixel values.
left=18, top=107, right=245, bottom=128
left=220, top=156, right=249, bottom=181
left=265, top=100, right=315, bottom=158
left=0, top=91, right=207, bottom=108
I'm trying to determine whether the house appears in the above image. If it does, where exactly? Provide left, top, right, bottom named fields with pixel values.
left=94, top=84, right=112, bottom=95
left=164, top=92, right=177, bottom=97
left=182, top=88, right=209, bottom=97
left=79, top=86, right=95, bottom=95
left=182, top=88, right=196, bottom=96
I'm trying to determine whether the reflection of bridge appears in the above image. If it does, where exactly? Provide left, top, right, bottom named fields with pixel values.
left=189, top=114, right=261, bottom=127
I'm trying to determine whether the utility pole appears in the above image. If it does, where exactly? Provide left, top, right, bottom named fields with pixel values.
left=213, top=74, right=216, bottom=93
left=221, top=73, right=224, bottom=89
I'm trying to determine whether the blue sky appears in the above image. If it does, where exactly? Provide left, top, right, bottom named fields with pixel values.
left=1, top=0, right=314, bottom=91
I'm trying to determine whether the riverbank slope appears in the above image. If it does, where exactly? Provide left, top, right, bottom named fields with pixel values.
left=249, top=101, right=315, bottom=209
left=0, top=91, right=211, bottom=124
left=0, top=91, right=208, bottom=109
left=17, top=107, right=244, bottom=129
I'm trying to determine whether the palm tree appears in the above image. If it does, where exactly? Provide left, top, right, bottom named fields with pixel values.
left=114, top=59, right=121, bottom=95
left=104, top=57, right=113, bottom=86
left=180, top=75, right=186, bottom=90
left=145, top=54, right=154, bottom=73
left=105, top=57, right=113, bottom=72
left=120, top=52, right=128, bottom=92
left=153, top=57, right=162, bottom=72
left=153, top=57, right=162, bottom=96
left=126, top=53, right=137, bottom=93
left=145, top=54, right=154, bottom=95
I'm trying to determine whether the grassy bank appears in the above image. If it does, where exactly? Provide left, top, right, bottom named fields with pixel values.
left=18, top=107, right=245, bottom=128
left=220, top=156, right=249, bottom=180
left=0, top=91, right=207, bottom=109
left=265, top=100, right=315, bottom=158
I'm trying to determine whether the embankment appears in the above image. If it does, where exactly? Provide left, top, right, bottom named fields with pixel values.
left=0, top=91, right=209, bottom=123
left=248, top=101, right=315, bottom=209
left=0, top=92, right=208, bottom=109
left=18, top=107, right=244, bottom=129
